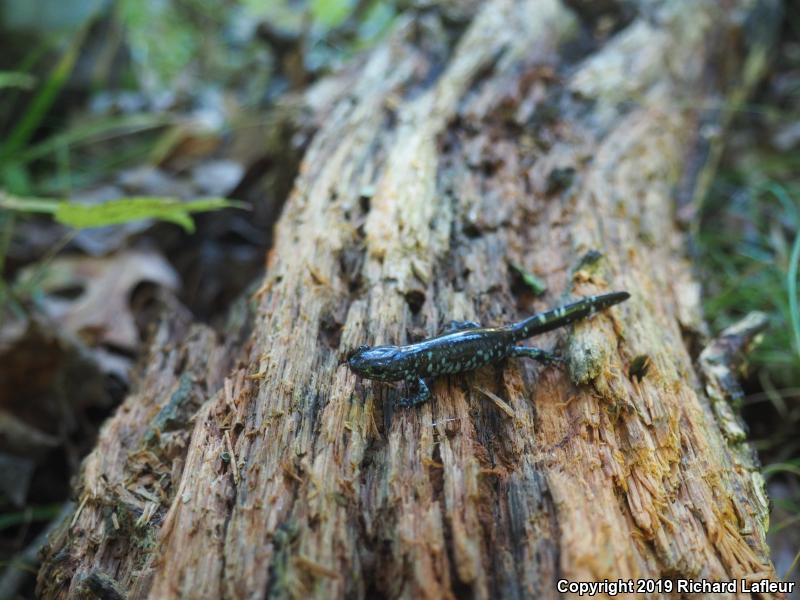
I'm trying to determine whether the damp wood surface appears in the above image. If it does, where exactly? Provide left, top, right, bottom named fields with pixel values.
left=38, top=0, right=784, bottom=598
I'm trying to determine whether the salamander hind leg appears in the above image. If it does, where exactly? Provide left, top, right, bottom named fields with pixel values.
left=396, top=378, right=432, bottom=408
left=440, top=320, right=481, bottom=334
left=509, top=346, right=563, bottom=365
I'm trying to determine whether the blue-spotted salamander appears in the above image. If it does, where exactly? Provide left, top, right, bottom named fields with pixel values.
left=347, top=291, right=629, bottom=407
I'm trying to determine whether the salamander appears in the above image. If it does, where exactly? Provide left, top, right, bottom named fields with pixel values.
left=347, top=291, right=629, bottom=407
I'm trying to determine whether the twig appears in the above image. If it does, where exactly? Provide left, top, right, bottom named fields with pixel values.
left=474, top=387, right=515, bottom=418
left=224, top=430, right=239, bottom=485
left=70, top=494, right=89, bottom=528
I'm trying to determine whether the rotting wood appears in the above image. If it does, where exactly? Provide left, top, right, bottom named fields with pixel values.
left=38, top=1, right=784, bottom=598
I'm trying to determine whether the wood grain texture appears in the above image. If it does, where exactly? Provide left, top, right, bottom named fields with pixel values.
left=38, top=0, right=783, bottom=598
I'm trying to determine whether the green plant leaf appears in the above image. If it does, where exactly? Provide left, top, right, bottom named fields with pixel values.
left=510, top=263, right=547, bottom=295
left=118, top=0, right=199, bottom=91
left=0, top=193, right=244, bottom=233
left=0, top=71, right=36, bottom=90
left=53, top=197, right=242, bottom=232
left=16, top=113, right=171, bottom=165
left=0, top=161, right=32, bottom=194
left=310, top=0, right=354, bottom=29
left=0, top=25, right=88, bottom=161
left=356, top=2, right=396, bottom=46
left=0, top=503, right=64, bottom=531
left=788, top=226, right=800, bottom=360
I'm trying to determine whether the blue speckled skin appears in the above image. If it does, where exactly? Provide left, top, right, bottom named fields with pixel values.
left=348, top=291, right=629, bottom=407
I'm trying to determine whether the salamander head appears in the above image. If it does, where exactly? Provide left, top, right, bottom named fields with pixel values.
left=347, top=344, right=405, bottom=382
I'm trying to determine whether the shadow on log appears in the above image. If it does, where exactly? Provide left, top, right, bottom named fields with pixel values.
left=38, top=0, right=784, bottom=598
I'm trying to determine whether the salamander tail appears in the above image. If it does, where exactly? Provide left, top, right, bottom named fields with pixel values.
left=511, top=291, right=629, bottom=340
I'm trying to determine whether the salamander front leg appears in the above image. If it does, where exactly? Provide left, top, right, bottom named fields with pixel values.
left=509, top=346, right=562, bottom=365
left=396, top=378, right=432, bottom=408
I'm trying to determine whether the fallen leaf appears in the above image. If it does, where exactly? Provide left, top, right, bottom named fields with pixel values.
left=15, top=249, right=179, bottom=350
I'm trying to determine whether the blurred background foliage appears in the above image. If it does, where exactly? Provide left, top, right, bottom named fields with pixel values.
left=697, top=7, right=800, bottom=580
left=0, top=0, right=398, bottom=197
left=0, top=0, right=797, bottom=596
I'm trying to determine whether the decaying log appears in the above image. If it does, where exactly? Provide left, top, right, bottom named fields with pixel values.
left=38, top=0, right=784, bottom=598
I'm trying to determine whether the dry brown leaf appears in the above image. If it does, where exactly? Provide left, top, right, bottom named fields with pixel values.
left=17, top=249, right=179, bottom=350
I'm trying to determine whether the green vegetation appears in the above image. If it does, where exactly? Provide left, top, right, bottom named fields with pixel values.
left=699, top=181, right=800, bottom=389
left=0, top=504, right=62, bottom=533
left=510, top=262, right=547, bottom=295
left=0, top=193, right=242, bottom=233
left=697, top=38, right=800, bottom=574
